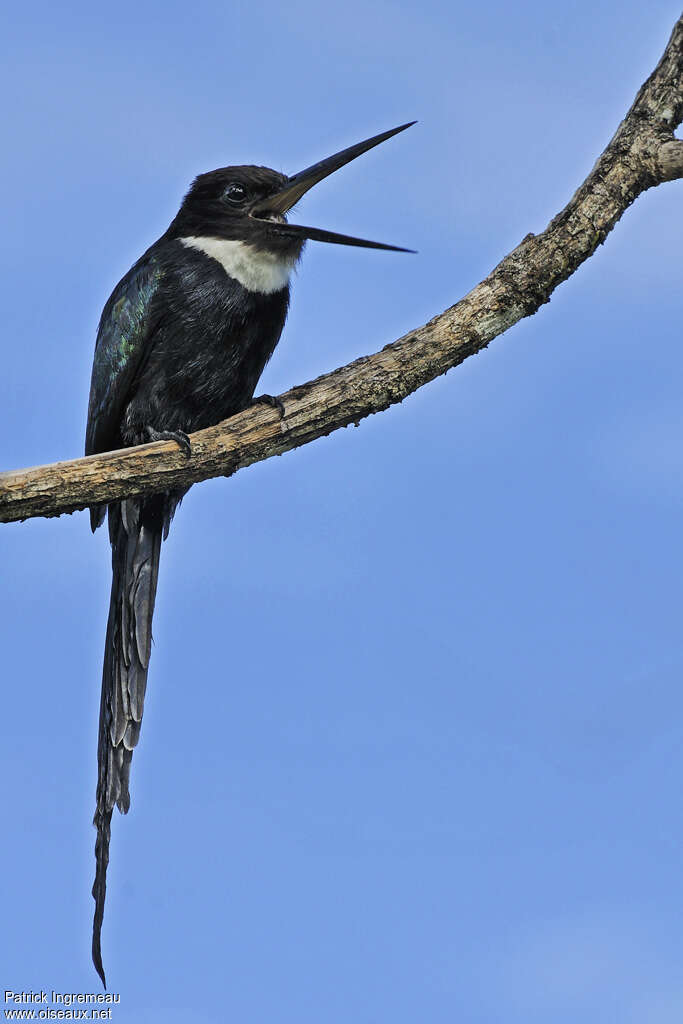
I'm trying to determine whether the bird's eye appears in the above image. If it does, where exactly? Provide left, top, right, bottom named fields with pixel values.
left=223, top=183, right=247, bottom=205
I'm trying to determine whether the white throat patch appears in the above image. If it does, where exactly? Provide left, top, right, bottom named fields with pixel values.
left=180, top=236, right=296, bottom=294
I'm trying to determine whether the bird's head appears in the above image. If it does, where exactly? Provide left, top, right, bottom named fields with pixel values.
left=168, top=122, right=415, bottom=260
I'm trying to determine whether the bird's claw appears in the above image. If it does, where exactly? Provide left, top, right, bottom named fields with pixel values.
left=144, top=427, right=192, bottom=456
left=253, top=393, right=286, bottom=419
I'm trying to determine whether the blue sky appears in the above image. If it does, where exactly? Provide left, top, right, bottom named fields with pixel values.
left=1, top=1, right=683, bottom=1020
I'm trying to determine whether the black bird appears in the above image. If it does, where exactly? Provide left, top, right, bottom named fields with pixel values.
left=85, top=121, right=414, bottom=986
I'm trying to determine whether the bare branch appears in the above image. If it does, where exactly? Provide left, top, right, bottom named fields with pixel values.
left=658, top=139, right=683, bottom=181
left=1, top=16, right=682, bottom=526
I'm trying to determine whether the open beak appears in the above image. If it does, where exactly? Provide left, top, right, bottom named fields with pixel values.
left=251, top=122, right=416, bottom=252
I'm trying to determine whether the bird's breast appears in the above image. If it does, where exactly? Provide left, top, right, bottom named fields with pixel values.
left=120, top=248, right=291, bottom=439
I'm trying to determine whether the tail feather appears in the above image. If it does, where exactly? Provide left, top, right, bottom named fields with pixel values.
left=91, top=493, right=178, bottom=988
left=92, top=808, right=112, bottom=988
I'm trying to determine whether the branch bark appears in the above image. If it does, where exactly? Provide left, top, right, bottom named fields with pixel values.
left=2, top=16, right=682, bottom=526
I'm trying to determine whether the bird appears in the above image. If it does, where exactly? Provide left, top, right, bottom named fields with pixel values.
left=85, top=121, right=415, bottom=987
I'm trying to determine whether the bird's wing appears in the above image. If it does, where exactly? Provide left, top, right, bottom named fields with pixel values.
left=85, top=249, right=165, bottom=459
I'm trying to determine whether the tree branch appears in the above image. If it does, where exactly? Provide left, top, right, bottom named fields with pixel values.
left=2, top=16, right=682, bottom=526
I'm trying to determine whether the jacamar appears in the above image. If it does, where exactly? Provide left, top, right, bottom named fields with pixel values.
left=85, top=121, right=414, bottom=986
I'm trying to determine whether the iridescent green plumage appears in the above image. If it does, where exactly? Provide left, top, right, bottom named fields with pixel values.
left=86, top=253, right=163, bottom=459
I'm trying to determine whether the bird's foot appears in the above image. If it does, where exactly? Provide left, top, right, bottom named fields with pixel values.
left=144, top=426, right=192, bottom=456
left=253, top=393, right=285, bottom=419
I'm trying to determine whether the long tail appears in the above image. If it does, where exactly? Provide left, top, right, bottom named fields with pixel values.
left=92, top=493, right=178, bottom=987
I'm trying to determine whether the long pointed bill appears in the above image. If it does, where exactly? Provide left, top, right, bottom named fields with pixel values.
left=251, top=121, right=416, bottom=251
left=273, top=222, right=415, bottom=252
